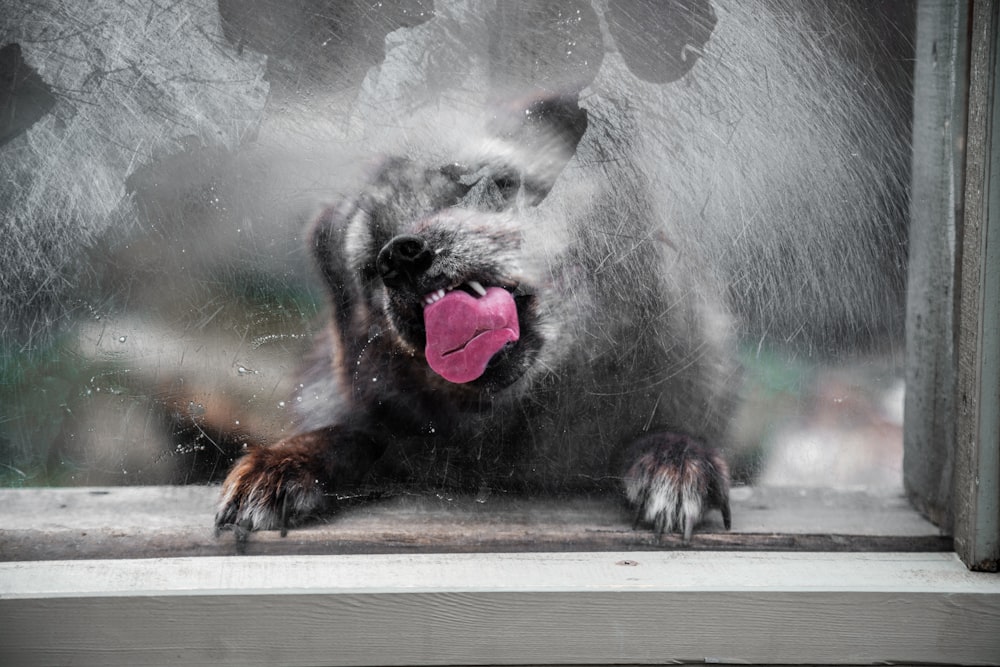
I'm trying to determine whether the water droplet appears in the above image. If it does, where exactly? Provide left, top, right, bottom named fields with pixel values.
left=278, top=401, right=286, bottom=408
left=118, top=336, right=127, bottom=343
left=252, top=333, right=302, bottom=349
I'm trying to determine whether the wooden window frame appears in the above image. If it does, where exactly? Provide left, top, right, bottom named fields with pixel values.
left=905, top=0, right=999, bottom=570
left=1, top=1, right=999, bottom=665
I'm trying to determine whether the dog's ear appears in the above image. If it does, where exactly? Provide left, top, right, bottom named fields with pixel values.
left=309, top=198, right=367, bottom=336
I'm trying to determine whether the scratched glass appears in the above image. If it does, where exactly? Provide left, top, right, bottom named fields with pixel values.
left=0, top=1, right=912, bottom=524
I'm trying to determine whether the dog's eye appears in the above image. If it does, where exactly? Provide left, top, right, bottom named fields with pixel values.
left=492, top=172, right=520, bottom=197
left=440, top=163, right=473, bottom=182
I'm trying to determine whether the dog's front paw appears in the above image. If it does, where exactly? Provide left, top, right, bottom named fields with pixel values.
left=623, top=432, right=731, bottom=542
left=215, top=438, right=328, bottom=537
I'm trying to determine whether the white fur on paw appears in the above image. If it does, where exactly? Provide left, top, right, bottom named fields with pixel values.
left=216, top=469, right=324, bottom=532
left=624, top=439, right=729, bottom=542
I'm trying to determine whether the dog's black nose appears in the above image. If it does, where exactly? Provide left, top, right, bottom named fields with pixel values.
left=377, top=234, right=434, bottom=289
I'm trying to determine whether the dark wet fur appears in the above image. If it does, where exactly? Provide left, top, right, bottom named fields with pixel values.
left=216, top=2, right=913, bottom=541
left=216, top=98, right=738, bottom=540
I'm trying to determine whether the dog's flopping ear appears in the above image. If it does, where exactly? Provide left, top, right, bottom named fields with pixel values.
left=310, top=198, right=366, bottom=336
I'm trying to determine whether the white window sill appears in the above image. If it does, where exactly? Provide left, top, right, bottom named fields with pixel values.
left=1, top=550, right=999, bottom=666
left=2, top=485, right=998, bottom=665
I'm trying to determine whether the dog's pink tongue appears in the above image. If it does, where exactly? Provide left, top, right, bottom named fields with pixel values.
left=424, top=287, right=519, bottom=383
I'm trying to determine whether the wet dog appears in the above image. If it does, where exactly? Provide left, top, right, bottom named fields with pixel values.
left=215, top=99, right=737, bottom=541
left=215, top=1, right=912, bottom=542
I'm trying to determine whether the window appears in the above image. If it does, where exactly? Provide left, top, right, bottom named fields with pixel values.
left=1, top=1, right=998, bottom=664
left=3, top=0, right=915, bottom=519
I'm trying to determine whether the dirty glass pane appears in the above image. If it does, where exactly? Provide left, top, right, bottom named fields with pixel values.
left=1, top=1, right=913, bottom=533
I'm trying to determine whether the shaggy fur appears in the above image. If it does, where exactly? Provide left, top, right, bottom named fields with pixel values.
left=216, top=99, right=738, bottom=540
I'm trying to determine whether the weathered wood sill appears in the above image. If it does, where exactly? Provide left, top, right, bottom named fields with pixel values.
left=0, top=485, right=948, bottom=560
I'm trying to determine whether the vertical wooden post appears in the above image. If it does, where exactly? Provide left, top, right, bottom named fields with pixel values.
left=954, top=0, right=1000, bottom=572
left=903, top=0, right=970, bottom=532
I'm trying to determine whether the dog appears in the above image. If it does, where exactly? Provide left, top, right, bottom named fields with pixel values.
left=215, top=96, right=737, bottom=541
left=214, top=0, right=912, bottom=542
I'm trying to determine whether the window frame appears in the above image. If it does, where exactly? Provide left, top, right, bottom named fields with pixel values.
left=1, top=2, right=998, bottom=665
left=1, top=551, right=999, bottom=667
left=952, top=0, right=1000, bottom=571
left=904, top=0, right=1000, bottom=570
